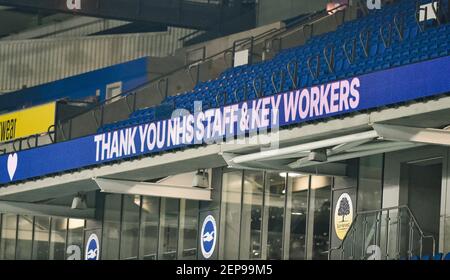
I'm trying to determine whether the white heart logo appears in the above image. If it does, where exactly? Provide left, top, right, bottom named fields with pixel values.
left=7, top=153, right=18, bottom=181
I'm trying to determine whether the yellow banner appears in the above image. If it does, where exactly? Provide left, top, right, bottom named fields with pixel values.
left=0, top=103, right=56, bottom=143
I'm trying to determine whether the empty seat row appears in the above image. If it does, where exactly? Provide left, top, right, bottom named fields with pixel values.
left=406, top=252, right=450, bottom=260
left=99, top=0, right=450, bottom=133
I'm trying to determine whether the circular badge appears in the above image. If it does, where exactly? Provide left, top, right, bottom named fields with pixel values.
left=334, top=193, right=353, bottom=240
left=85, top=233, right=100, bottom=260
left=200, top=215, right=217, bottom=259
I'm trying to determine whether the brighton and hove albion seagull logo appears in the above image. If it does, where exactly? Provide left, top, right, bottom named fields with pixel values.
left=201, top=215, right=217, bottom=259
left=202, top=230, right=215, bottom=243
left=85, top=234, right=100, bottom=260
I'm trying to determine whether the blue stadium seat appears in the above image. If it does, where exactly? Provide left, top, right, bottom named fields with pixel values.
left=444, top=252, right=450, bottom=260
left=98, top=0, right=450, bottom=132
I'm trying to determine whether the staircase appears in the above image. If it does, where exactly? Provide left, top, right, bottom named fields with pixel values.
left=330, top=205, right=436, bottom=260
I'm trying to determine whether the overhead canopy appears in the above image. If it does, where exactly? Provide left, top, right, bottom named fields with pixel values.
left=221, top=123, right=450, bottom=175
left=93, top=172, right=212, bottom=201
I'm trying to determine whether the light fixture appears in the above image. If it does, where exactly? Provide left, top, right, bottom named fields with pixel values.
left=192, top=169, right=209, bottom=188
left=71, top=192, right=87, bottom=210
left=68, top=219, right=85, bottom=229
left=279, top=172, right=305, bottom=178
left=308, top=148, right=327, bottom=162
left=291, top=212, right=304, bottom=216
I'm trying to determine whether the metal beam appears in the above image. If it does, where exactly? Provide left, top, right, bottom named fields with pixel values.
left=228, top=130, right=379, bottom=164
left=0, top=200, right=95, bottom=219
left=328, top=138, right=373, bottom=156
left=93, top=178, right=212, bottom=201
left=221, top=152, right=348, bottom=176
left=373, top=124, right=450, bottom=146
left=296, top=163, right=348, bottom=177
left=0, top=0, right=252, bottom=30
left=289, top=143, right=422, bottom=168
left=345, top=141, right=413, bottom=153
left=258, top=151, right=311, bottom=161
left=290, top=139, right=374, bottom=169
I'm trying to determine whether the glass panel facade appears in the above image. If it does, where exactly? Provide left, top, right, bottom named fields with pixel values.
left=218, top=170, right=333, bottom=260
left=139, top=196, right=160, bottom=260
left=219, top=170, right=243, bottom=259
left=358, top=155, right=383, bottom=212
left=264, top=172, right=286, bottom=260
left=0, top=170, right=338, bottom=260
left=178, top=200, right=199, bottom=260
left=67, top=219, right=84, bottom=260
left=16, top=215, right=33, bottom=260
left=0, top=214, right=17, bottom=260
left=239, top=170, right=264, bottom=260
left=49, top=217, right=67, bottom=260
left=307, top=176, right=332, bottom=260
left=120, top=195, right=140, bottom=260
left=286, top=175, right=309, bottom=260
left=32, top=216, right=50, bottom=260
left=102, top=194, right=122, bottom=260
left=158, top=198, right=179, bottom=260
left=2, top=149, right=450, bottom=260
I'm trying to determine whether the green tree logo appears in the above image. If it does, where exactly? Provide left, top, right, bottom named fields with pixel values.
left=338, top=197, right=350, bottom=222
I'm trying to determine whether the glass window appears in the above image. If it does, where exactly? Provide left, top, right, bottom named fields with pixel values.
left=178, top=200, right=199, bottom=260
left=139, top=196, right=160, bottom=260
left=0, top=214, right=17, bottom=260
left=120, top=195, right=141, bottom=260
left=219, top=170, right=243, bottom=259
left=49, top=217, right=68, bottom=260
left=67, top=219, right=85, bottom=260
left=286, top=174, right=309, bottom=260
left=264, top=172, right=286, bottom=260
left=102, top=194, right=122, bottom=260
left=158, top=198, right=179, bottom=260
left=16, top=215, right=33, bottom=260
left=307, top=176, right=332, bottom=260
left=32, top=216, right=50, bottom=260
left=239, top=170, right=264, bottom=260
left=358, top=155, right=383, bottom=212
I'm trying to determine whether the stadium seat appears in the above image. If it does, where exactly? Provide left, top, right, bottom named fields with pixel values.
left=421, top=255, right=431, bottom=260
left=98, top=0, right=450, bottom=133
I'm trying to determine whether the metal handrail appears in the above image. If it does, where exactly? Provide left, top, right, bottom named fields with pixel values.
left=271, top=70, right=285, bottom=93
left=393, top=14, right=405, bottom=41
left=380, top=23, right=393, bottom=48
left=0, top=125, right=56, bottom=153
left=286, top=59, right=298, bottom=89
left=178, top=29, right=205, bottom=42
left=252, top=75, right=264, bottom=98
left=323, top=43, right=335, bottom=73
left=216, top=91, right=228, bottom=106
left=307, top=54, right=320, bottom=79
left=328, top=205, right=436, bottom=260
left=359, top=28, right=371, bottom=58
left=343, top=37, right=357, bottom=64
